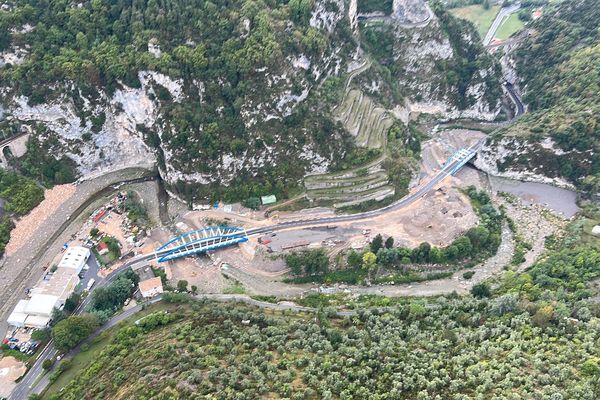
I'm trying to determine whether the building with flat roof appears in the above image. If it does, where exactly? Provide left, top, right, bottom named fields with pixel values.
left=24, top=294, right=59, bottom=317
left=31, top=268, right=80, bottom=304
left=58, top=246, right=90, bottom=274
left=8, top=294, right=60, bottom=328
left=261, top=195, right=277, bottom=205
left=139, top=277, right=163, bottom=298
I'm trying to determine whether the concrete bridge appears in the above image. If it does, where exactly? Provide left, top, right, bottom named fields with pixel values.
left=0, top=133, right=30, bottom=167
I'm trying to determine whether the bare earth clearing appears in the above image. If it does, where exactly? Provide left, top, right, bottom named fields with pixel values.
left=0, top=356, right=26, bottom=398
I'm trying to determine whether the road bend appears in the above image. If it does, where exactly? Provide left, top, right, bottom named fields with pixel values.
left=247, top=140, right=484, bottom=236
left=483, top=3, right=521, bottom=46
left=9, top=141, right=482, bottom=399
left=9, top=256, right=151, bottom=400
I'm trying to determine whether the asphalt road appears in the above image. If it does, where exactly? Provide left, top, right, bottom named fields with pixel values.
left=504, top=82, right=525, bottom=116
left=148, top=140, right=482, bottom=259
left=246, top=140, right=484, bottom=236
left=14, top=290, right=427, bottom=399
left=9, top=140, right=482, bottom=399
left=9, top=256, right=152, bottom=400
left=483, top=3, right=521, bottom=46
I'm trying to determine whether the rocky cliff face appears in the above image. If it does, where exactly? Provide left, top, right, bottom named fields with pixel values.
left=356, top=2, right=503, bottom=121
left=392, top=0, right=431, bottom=24
left=475, top=0, right=600, bottom=191
left=474, top=136, right=577, bottom=189
left=0, top=0, right=504, bottom=201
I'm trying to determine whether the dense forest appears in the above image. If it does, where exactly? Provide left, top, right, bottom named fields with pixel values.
left=497, top=0, right=600, bottom=190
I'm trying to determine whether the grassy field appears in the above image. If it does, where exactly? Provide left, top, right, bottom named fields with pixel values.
left=495, top=13, right=525, bottom=40
left=450, top=5, right=501, bottom=38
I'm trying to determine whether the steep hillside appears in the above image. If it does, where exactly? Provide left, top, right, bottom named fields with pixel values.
left=475, top=0, right=600, bottom=191
left=0, top=0, right=503, bottom=204
left=47, top=281, right=600, bottom=400
left=356, top=1, right=503, bottom=120
left=0, top=0, right=360, bottom=203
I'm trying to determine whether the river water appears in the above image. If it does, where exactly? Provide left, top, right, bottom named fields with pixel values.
left=489, top=176, right=579, bottom=218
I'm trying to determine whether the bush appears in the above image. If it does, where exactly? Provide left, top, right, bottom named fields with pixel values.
left=162, top=292, right=192, bottom=303
left=31, top=328, right=51, bottom=342
left=42, top=359, right=53, bottom=370
left=285, top=249, right=329, bottom=276
left=242, top=197, right=261, bottom=210
left=177, top=280, right=189, bottom=292
left=471, top=283, right=491, bottom=298
left=463, top=271, right=475, bottom=280
left=90, top=271, right=138, bottom=313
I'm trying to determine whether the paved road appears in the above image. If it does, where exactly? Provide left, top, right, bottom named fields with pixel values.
left=483, top=3, right=521, bottom=46
left=9, top=256, right=152, bottom=400
left=8, top=141, right=481, bottom=399
left=148, top=140, right=483, bottom=259
left=504, top=82, right=525, bottom=116
left=358, top=2, right=434, bottom=29
left=246, top=140, right=484, bottom=236
left=0, top=168, right=155, bottom=339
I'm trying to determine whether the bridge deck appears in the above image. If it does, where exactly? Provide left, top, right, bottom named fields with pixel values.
left=155, top=226, right=248, bottom=262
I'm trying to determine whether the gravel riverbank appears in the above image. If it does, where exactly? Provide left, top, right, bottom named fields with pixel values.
left=0, top=167, right=155, bottom=338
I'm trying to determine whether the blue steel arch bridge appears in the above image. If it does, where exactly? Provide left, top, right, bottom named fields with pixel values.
left=152, top=143, right=481, bottom=263
left=154, top=226, right=248, bottom=262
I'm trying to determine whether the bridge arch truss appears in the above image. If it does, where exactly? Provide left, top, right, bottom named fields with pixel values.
left=154, top=226, right=248, bottom=262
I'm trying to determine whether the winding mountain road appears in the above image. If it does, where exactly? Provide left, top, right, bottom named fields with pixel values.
left=504, top=81, right=525, bottom=117
left=247, top=139, right=484, bottom=236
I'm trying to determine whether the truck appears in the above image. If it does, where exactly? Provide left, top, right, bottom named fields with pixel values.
left=86, top=278, right=96, bottom=291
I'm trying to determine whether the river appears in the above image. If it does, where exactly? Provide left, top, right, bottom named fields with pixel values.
left=489, top=176, right=579, bottom=218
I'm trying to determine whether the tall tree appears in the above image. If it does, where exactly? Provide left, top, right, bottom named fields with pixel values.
left=371, top=234, right=384, bottom=254
left=362, top=251, right=377, bottom=281
left=52, top=314, right=99, bottom=352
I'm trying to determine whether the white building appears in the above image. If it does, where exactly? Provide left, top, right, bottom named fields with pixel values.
left=6, top=299, right=29, bottom=328
left=8, top=294, right=60, bottom=328
left=6, top=246, right=91, bottom=329
left=58, top=246, right=90, bottom=275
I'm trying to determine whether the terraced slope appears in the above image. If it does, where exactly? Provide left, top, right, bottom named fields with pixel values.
left=304, top=122, right=395, bottom=207
left=334, top=89, right=394, bottom=148
left=302, top=59, right=399, bottom=208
